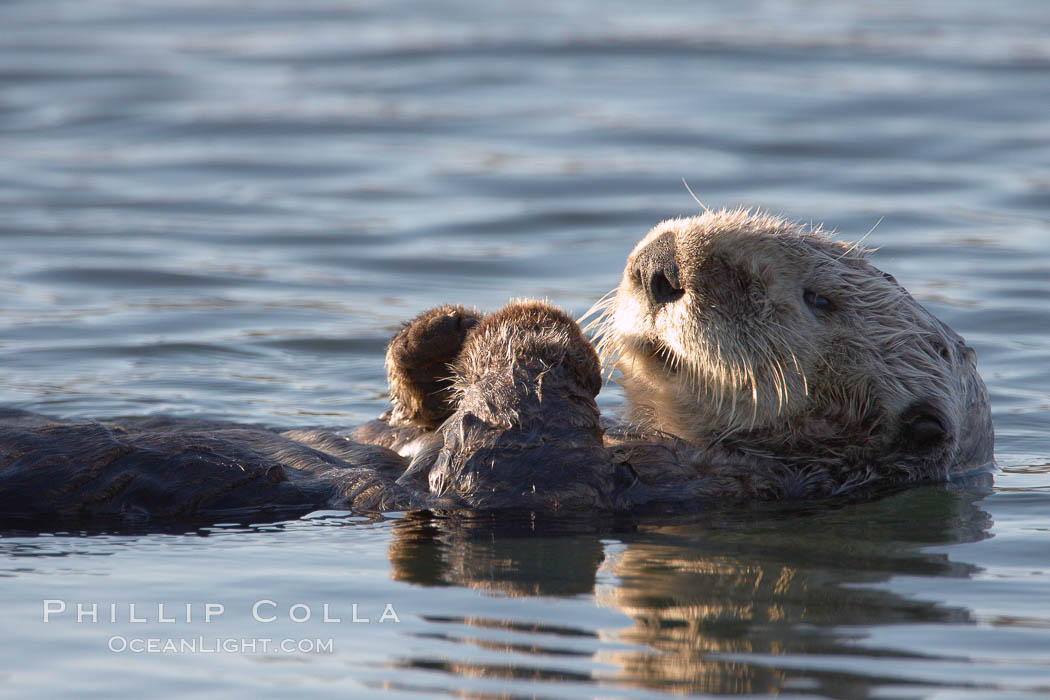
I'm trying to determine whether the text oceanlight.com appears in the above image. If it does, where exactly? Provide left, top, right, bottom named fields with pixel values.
left=107, top=636, right=335, bottom=654
left=41, top=600, right=402, bottom=654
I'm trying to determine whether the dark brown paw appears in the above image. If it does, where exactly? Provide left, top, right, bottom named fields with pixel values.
left=385, top=304, right=483, bottom=428
left=454, top=300, right=602, bottom=399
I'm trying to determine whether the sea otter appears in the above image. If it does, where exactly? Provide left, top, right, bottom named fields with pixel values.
left=0, top=210, right=994, bottom=524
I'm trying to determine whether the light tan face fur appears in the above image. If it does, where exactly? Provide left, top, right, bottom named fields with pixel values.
left=588, top=209, right=977, bottom=460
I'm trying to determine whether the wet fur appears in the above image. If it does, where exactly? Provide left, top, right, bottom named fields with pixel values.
left=0, top=211, right=994, bottom=523
left=583, top=209, right=994, bottom=492
left=0, top=302, right=628, bottom=521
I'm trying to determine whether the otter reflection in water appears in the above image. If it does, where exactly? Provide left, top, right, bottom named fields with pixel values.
left=382, top=488, right=992, bottom=695
left=0, top=210, right=994, bottom=523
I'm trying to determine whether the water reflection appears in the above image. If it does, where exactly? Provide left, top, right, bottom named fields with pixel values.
left=386, top=487, right=994, bottom=695
left=388, top=511, right=611, bottom=596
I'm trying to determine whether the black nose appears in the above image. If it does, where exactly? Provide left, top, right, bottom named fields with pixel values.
left=631, top=231, right=684, bottom=305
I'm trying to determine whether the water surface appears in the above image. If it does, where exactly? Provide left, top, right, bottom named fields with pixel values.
left=1, top=1, right=1049, bottom=696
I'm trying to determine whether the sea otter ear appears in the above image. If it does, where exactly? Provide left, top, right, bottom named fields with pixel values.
left=899, top=402, right=949, bottom=453
left=386, top=305, right=484, bottom=429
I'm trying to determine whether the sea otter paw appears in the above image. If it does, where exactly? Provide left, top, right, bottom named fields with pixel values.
left=384, top=304, right=483, bottom=429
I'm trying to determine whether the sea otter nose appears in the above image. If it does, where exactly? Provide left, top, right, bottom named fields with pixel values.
left=631, top=232, right=684, bottom=305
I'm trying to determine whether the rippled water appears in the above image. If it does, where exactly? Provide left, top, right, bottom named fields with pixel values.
left=2, top=1, right=1049, bottom=697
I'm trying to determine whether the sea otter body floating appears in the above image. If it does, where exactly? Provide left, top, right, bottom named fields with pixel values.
left=0, top=211, right=994, bottom=523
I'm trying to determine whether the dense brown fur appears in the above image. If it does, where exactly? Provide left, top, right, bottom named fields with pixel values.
left=405, top=301, right=633, bottom=510
left=384, top=304, right=483, bottom=429
left=0, top=211, right=995, bottom=524
left=0, top=301, right=631, bottom=523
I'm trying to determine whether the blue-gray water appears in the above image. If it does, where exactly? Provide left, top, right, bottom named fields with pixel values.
left=2, top=1, right=1049, bottom=697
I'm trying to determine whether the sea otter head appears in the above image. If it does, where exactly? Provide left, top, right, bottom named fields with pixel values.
left=588, top=209, right=993, bottom=478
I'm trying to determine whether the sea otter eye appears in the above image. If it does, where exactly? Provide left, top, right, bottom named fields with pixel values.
left=900, top=402, right=949, bottom=453
left=803, top=289, right=833, bottom=312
